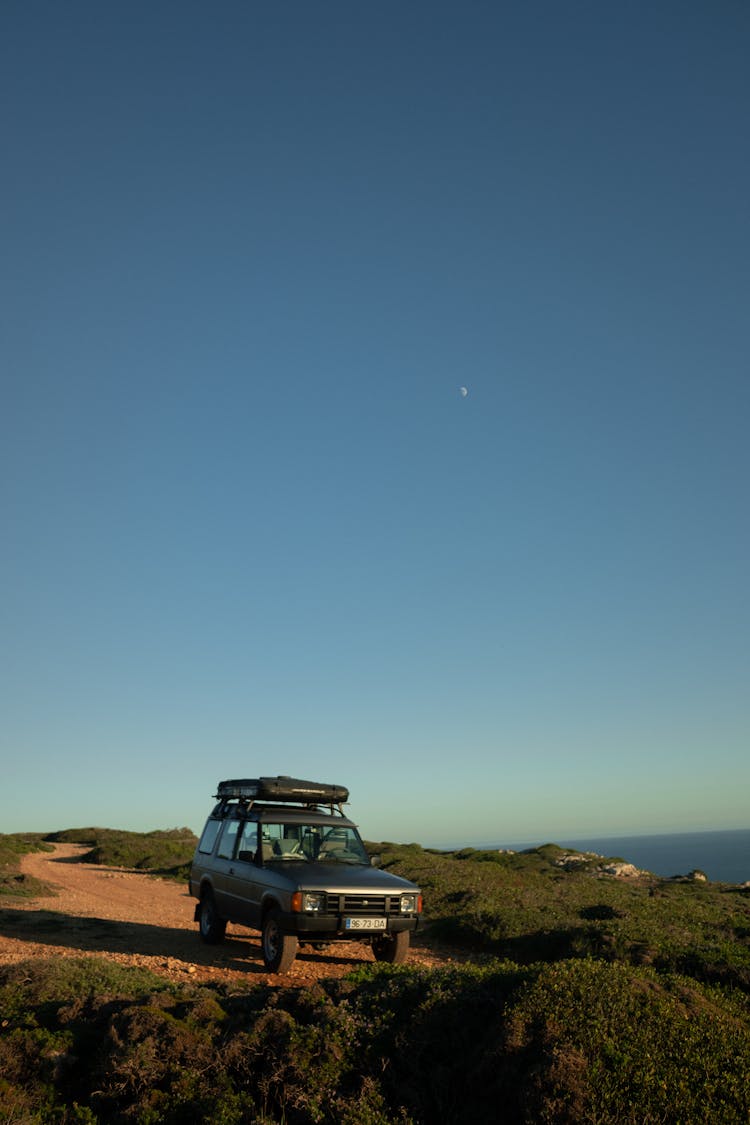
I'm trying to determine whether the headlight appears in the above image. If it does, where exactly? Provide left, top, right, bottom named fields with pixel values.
left=400, top=893, right=417, bottom=913
left=291, top=891, right=325, bottom=912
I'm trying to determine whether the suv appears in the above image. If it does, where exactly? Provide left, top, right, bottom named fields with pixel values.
left=190, top=776, right=423, bottom=973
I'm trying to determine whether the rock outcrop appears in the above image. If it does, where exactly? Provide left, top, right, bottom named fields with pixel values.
left=552, top=852, right=646, bottom=878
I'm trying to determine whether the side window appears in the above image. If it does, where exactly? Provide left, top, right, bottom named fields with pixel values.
left=236, top=821, right=258, bottom=864
left=198, top=820, right=221, bottom=855
left=217, top=819, right=239, bottom=860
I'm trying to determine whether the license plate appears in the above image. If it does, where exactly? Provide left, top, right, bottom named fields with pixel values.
left=345, top=917, right=387, bottom=931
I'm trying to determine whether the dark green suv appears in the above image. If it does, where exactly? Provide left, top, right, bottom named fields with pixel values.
left=190, top=777, right=423, bottom=973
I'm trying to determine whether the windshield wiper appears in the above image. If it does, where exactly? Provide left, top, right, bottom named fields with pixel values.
left=317, top=855, right=366, bottom=865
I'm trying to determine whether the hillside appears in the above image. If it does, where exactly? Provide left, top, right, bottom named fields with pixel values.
left=1, top=831, right=749, bottom=1123
left=377, top=840, right=750, bottom=991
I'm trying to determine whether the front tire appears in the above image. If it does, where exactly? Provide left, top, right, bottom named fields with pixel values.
left=262, top=909, right=298, bottom=973
left=199, top=891, right=226, bottom=944
left=373, top=931, right=410, bottom=964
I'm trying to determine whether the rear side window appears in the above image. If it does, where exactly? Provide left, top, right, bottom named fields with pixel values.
left=198, top=820, right=221, bottom=855
left=217, top=819, right=240, bottom=860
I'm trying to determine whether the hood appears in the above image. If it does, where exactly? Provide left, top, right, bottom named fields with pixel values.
left=271, top=861, right=419, bottom=895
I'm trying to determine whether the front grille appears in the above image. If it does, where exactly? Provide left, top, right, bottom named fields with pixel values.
left=323, top=894, right=401, bottom=915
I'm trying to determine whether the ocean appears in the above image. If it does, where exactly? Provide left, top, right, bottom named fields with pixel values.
left=526, top=828, right=750, bottom=884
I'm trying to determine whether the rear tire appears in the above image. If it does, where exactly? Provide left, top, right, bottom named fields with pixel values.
left=262, top=909, right=298, bottom=973
left=372, top=931, right=410, bottom=964
left=199, top=891, right=226, bottom=944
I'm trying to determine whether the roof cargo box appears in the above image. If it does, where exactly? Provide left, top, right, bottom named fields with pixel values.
left=216, top=776, right=349, bottom=804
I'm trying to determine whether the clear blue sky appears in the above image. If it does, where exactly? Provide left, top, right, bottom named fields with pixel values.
left=2, top=2, right=748, bottom=846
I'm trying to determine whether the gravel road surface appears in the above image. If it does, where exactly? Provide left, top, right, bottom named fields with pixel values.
left=0, top=843, right=451, bottom=987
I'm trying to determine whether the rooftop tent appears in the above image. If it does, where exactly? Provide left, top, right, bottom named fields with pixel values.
left=215, top=776, right=350, bottom=804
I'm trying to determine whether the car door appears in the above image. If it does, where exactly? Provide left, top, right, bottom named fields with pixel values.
left=211, top=817, right=241, bottom=920
left=222, top=819, right=264, bottom=928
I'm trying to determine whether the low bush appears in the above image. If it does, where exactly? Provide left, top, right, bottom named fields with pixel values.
left=1, top=956, right=749, bottom=1123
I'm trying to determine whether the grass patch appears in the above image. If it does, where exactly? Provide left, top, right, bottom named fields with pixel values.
left=0, top=956, right=172, bottom=1015
left=0, top=834, right=55, bottom=898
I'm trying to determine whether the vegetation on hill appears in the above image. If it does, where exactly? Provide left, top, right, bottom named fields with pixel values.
left=2, top=832, right=750, bottom=1121
left=1, top=953, right=749, bottom=1124
left=0, top=828, right=197, bottom=899
left=377, top=841, right=750, bottom=992
left=0, top=834, right=54, bottom=898
left=45, top=827, right=198, bottom=882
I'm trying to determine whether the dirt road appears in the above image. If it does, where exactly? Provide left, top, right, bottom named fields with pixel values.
left=0, top=844, right=450, bottom=987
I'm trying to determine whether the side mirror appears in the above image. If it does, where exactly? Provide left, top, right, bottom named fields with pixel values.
left=370, top=854, right=381, bottom=868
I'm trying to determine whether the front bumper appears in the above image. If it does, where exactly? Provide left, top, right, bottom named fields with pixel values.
left=281, top=913, right=421, bottom=938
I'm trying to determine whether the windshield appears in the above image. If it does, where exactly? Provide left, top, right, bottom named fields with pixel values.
left=260, top=822, right=369, bottom=865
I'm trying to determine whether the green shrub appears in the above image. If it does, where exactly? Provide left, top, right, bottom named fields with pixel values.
left=0, top=833, right=55, bottom=898
left=503, top=959, right=750, bottom=1123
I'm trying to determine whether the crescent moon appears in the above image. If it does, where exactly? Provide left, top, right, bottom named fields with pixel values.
left=459, top=386, right=468, bottom=397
